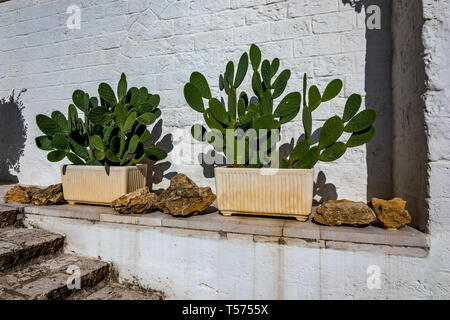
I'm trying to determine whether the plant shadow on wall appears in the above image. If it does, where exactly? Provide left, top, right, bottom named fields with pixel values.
left=142, top=119, right=177, bottom=194
left=342, top=0, right=394, bottom=200
left=0, top=90, right=28, bottom=184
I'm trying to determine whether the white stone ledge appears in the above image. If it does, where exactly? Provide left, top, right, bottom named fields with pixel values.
left=22, top=204, right=429, bottom=257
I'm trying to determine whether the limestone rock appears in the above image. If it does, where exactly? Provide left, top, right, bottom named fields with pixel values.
left=3, top=185, right=41, bottom=204
left=156, top=174, right=216, bottom=216
left=111, top=187, right=158, bottom=214
left=370, top=197, right=411, bottom=229
left=31, top=184, right=65, bottom=206
left=314, top=199, right=376, bottom=226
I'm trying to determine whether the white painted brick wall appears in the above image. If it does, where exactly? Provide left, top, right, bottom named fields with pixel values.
left=0, top=0, right=387, bottom=204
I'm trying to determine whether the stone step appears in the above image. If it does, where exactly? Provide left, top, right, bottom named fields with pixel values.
left=0, top=253, right=110, bottom=300
left=0, top=228, right=65, bottom=272
left=0, top=205, right=19, bottom=228
left=69, top=279, right=164, bottom=300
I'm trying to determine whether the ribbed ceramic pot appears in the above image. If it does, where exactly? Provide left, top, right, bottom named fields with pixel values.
left=214, top=167, right=314, bottom=221
left=61, top=164, right=147, bottom=205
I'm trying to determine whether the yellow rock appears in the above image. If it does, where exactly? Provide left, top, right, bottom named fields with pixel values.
left=370, top=197, right=411, bottom=229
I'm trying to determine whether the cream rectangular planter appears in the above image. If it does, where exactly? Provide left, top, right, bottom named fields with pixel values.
left=214, top=167, right=314, bottom=221
left=61, top=164, right=147, bottom=205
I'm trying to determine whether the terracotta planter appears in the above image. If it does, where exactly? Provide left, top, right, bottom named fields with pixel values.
left=61, top=164, right=147, bottom=205
left=214, top=167, right=314, bottom=221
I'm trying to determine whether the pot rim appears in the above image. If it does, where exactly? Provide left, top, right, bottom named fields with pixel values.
left=214, top=166, right=314, bottom=173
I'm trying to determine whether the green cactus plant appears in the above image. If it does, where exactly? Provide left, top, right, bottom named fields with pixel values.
left=280, top=73, right=377, bottom=169
left=184, top=44, right=302, bottom=168
left=36, top=73, right=167, bottom=166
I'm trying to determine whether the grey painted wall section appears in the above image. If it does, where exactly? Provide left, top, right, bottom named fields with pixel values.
left=392, top=0, right=428, bottom=230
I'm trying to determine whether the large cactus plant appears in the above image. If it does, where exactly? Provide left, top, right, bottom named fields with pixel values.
left=35, top=73, right=167, bottom=166
left=184, top=44, right=301, bottom=167
left=280, top=74, right=377, bottom=169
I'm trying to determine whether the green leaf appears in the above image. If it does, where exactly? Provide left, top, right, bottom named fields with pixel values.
left=251, top=71, right=263, bottom=96
left=225, top=61, right=234, bottom=87
left=295, top=146, right=319, bottom=169
left=144, top=147, right=167, bottom=161
left=52, top=133, right=69, bottom=151
left=343, top=94, right=362, bottom=122
left=204, top=109, right=226, bottom=133
left=117, top=73, right=127, bottom=101
left=124, top=111, right=137, bottom=132
left=261, top=59, right=271, bottom=88
left=127, top=154, right=145, bottom=166
left=69, top=138, right=89, bottom=159
left=322, top=79, right=342, bottom=102
left=344, top=109, right=377, bottom=132
left=271, top=58, right=280, bottom=77
left=72, top=90, right=88, bottom=112
left=68, top=104, right=78, bottom=128
left=51, top=111, right=69, bottom=134
left=249, top=44, right=261, bottom=71
left=318, top=116, right=344, bottom=149
left=209, top=98, right=229, bottom=125
left=90, top=135, right=105, bottom=151
left=234, top=52, right=248, bottom=88
left=98, top=82, right=117, bottom=106
left=90, top=97, right=99, bottom=108
left=347, top=126, right=376, bottom=148
left=190, top=72, right=211, bottom=99
left=115, top=103, right=128, bottom=130
left=148, top=94, right=160, bottom=108
left=105, top=149, right=120, bottom=163
left=184, top=83, right=204, bottom=112
left=279, top=111, right=298, bottom=124
left=67, top=152, right=84, bottom=165
left=36, top=136, right=53, bottom=151
left=308, top=85, right=321, bottom=111
left=274, top=92, right=301, bottom=117
left=254, top=114, right=280, bottom=130
left=93, top=149, right=105, bottom=161
left=36, top=114, right=58, bottom=136
left=137, top=112, right=157, bottom=125
left=319, top=142, right=347, bottom=161
left=272, top=69, right=291, bottom=99
left=237, top=98, right=246, bottom=117
left=88, top=107, right=113, bottom=125
left=228, top=87, right=237, bottom=120
left=302, top=107, right=312, bottom=139
left=140, top=129, right=151, bottom=143
left=261, top=90, right=273, bottom=115
left=290, top=138, right=310, bottom=163
left=47, top=150, right=67, bottom=162
left=219, top=74, right=225, bottom=91
left=128, top=135, right=140, bottom=154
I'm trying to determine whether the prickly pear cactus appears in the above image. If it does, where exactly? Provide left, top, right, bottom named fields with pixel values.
left=184, top=44, right=302, bottom=167
left=36, top=73, right=167, bottom=166
left=280, top=73, right=377, bottom=169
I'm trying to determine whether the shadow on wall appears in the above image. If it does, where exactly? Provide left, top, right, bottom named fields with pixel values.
left=343, top=0, right=393, bottom=200
left=0, top=90, right=28, bottom=184
left=142, top=119, right=177, bottom=194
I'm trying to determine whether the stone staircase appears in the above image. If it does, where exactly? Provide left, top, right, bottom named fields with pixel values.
left=0, top=205, right=164, bottom=300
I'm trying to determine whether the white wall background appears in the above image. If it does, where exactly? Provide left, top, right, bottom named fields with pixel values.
left=0, top=0, right=393, bottom=203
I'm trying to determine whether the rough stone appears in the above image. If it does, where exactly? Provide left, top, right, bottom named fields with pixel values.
left=313, top=199, right=376, bottom=226
left=3, top=185, right=40, bottom=204
left=31, top=184, right=64, bottom=206
left=156, top=174, right=216, bottom=217
left=111, top=187, right=158, bottom=214
left=0, top=206, right=18, bottom=227
left=370, top=197, right=412, bottom=229
left=3, top=184, right=64, bottom=206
